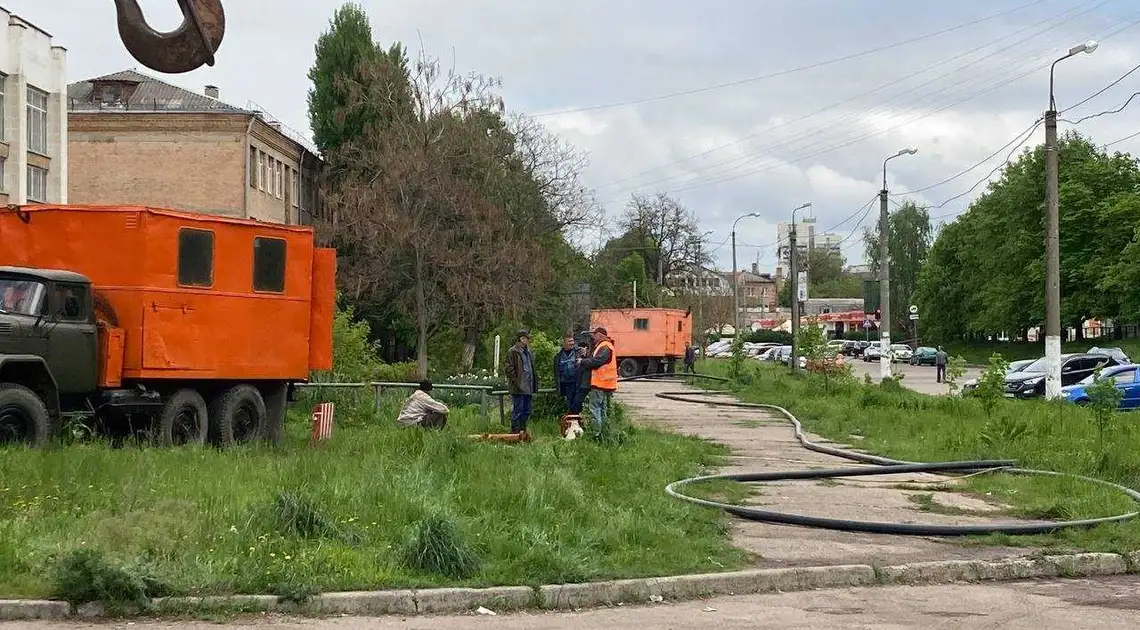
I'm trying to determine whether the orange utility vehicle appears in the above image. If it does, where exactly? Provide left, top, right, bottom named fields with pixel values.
left=589, top=308, right=693, bottom=378
left=0, top=205, right=334, bottom=448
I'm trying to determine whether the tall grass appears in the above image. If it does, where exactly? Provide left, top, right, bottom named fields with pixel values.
left=701, top=360, right=1140, bottom=552
left=0, top=392, right=746, bottom=600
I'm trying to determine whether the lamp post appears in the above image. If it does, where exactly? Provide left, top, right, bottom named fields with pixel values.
left=788, top=203, right=813, bottom=374
left=1044, top=40, right=1098, bottom=399
left=879, top=147, right=918, bottom=380
left=693, top=230, right=714, bottom=346
left=731, top=212, right=761, bottom=335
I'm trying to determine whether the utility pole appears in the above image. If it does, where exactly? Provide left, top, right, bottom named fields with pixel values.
left=879, top=148, right=918, bottom=380
left=1044, top=40, right=1097, bottom=399
left=788, top=203, right=812, bottom=373
left=731, top=212, right=760, bottom=335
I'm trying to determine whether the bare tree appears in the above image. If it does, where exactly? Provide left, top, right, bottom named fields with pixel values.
left=507, top=114, right=602, bottom=233
left=621, top=192, right=709, bottom=286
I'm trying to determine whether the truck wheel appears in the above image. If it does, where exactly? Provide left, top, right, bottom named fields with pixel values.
left=156, top=389, right=208, bottom=447
left=209, top=385, right=267, bottom=447
left=0, top=383, right=51, bottom=447
left=618, top=358, right=639, bottom=379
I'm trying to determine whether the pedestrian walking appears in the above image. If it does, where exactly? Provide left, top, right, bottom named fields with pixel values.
left=505, top=330, right=539, bottom=433
left=555, top=335, right=586, bottom=413
left=578, top=327, right=617, bottom=432
left=935, top=346, right=948, bottom=383
left=683, top=341, right=697, bottom=373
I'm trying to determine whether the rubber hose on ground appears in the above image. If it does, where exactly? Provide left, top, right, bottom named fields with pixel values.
left=618, top=372, right=1140, bottom=536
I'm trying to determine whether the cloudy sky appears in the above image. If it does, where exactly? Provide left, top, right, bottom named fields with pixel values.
left=14, top=0, right=1140, bottom=273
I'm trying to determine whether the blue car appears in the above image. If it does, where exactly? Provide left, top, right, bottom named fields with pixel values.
left=1061, top=364, right=1140, bottom=409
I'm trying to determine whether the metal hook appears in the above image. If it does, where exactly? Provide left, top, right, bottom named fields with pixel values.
left=113, top=0, right=225, bottom=74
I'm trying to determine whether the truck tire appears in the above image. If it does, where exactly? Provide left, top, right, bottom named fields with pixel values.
left=618, top=358, right=639, bottom=379
left=156, top=389, right=209, bottom=447
left=209, top=385, right=267, bottom=447
left=0, top=383, right=51, bottom=447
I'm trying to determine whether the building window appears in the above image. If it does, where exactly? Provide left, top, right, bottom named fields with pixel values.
left=293, top=170, right=301, bottom=208
left=0, top=157, right=6, bottom=191
left=257, top=152, right=266, bottom=191
left=26, top=165, right=47, bottom=202
left=26, top=87, right=48, bottom=154
left=252, top=237, right=287, bottom=293
left=0, top=75, right=6, bottom=140
left=634, top=318, right=649, bottom=331
left=249, top=147, right=257, bottom=188
left=275, top=161, right=283, bottom=199
left=177, top=228, right=215, bottom=287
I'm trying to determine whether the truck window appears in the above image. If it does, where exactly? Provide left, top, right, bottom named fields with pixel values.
left=54, top=283, right=88, bottom=321
left=253, top=237, right=287, bottom=293
left=634, top=318, right=649, bottom=330
left=178, top=228, right=215, bottom=288
left=677, top=321, right=683, bottom=332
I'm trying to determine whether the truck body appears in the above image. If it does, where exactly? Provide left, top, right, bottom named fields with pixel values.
left=0, top=204, right=335, bottom=447
left=589, top=308, right=693, bottom=378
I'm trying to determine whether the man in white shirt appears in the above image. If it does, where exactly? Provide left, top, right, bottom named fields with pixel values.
left=397, top=381, right=449, bottom=429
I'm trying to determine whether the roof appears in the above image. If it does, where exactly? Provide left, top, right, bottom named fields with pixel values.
left=12, top=205, right=316, bottom=235
left=0, top=266, right=91, bottom=284
left=67, top=69, right=246, bottom=113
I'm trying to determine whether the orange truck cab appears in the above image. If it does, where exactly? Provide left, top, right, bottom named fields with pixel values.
left=589, top=308, right=692, bottom=378
left=0, top=205, right=334, bottom=448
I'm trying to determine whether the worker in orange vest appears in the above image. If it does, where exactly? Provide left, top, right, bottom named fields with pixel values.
left=578, top=326, right=618, bottom=431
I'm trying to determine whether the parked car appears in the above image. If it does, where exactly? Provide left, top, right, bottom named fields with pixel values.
left=1088, top=346, right=1131, bottom=364
left=1061, top=364, right=1140, bottom=409
left=756, top=346, right=779, bottom=361
left=863, top=345, right=884, bottom=362
left=889, top=344, right=913, bottom=363
left=909, top=346, right=938, bottom=366
left=841, top=340, right=870, bottom=357
left=1003, top=353, right=1119, bottom=399
left=963, top=358, right=1036, bottom=394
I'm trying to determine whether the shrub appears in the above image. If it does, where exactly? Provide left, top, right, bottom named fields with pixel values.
left=401, top=514, right=481, bottom=580
left=975, top=353, right=1010, bottom=417
left=1085, top=367, right=1124, bottom=447
left=52, top=549, right=168, bottom=609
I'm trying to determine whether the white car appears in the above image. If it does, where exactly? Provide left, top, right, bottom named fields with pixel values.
left=890, top=344, right=913, bottom=362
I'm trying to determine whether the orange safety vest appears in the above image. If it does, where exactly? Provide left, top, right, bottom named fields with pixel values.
left=590, top=339, right=618, bottom=391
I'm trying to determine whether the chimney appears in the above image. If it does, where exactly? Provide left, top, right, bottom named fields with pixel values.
left=204, top=85, right=219, bottom=99
left=751, top=262, right=759, bottom=275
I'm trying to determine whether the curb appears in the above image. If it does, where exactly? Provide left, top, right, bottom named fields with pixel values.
left=5, top=551, right=1136, bottom=620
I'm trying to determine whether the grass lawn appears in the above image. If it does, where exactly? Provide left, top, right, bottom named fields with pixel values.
left=700, top=360, right=1140, bottom=553
left=942, top=338, right=1140, bottom=366
left=0, top=390, right=747, bottom=602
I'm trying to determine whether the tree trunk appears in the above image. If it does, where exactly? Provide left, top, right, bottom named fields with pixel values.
left=414, top=248, right=429, bottom=379
left=460, top=325, right=480, bottom=371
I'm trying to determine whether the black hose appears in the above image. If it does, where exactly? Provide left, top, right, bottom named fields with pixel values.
left=618, top=372, right=1140, bottom=536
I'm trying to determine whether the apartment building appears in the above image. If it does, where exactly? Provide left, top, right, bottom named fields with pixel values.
left=67, top=70, right=320, bottom=225
left=0, top=7, right=67, bottom=205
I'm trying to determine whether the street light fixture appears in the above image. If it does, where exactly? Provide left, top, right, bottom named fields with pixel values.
left=788, top=202, right=813, bottom=374
left=731, top=212, right=761, bottom=334
left=1043, top=40, right=1097, bottom=399
left=878, top=147, right=918, bottom=381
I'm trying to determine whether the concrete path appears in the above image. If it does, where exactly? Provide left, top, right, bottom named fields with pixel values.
left=7, top=576, right=1138, bottom=629
left=618, top=379, right=1037, bottom=569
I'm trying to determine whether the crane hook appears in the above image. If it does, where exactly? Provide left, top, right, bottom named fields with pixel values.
left=113, top=0, right=225, bottom=74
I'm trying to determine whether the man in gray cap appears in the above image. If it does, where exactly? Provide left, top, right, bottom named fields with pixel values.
left=505, top=329, right=539, bottom=433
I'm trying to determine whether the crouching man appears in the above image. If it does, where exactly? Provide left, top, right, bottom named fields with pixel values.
left=397, top=381, right=450, bottom=429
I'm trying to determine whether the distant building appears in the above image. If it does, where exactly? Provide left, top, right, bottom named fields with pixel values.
left=0, top=8, right=68, bottom=205
left=66, top=69, right=321, bottom=225
left=775, top=220, right=843, bottom=275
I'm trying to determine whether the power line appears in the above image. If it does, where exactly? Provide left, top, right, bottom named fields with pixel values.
left=894, top=119, right=1044, bottom=195
left=592, top=0, right=1098, bottom=191
left=1061, top=91, right=1140, bottom=125
left=1059, top=60, right=1140, bottom=113
left=1104, top=129, right=1140, bottom=148
left=534, top=0, right=1062, bottom=117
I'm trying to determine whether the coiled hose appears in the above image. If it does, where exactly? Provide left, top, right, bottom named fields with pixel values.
left=619, top=373, right=1140, bottom=536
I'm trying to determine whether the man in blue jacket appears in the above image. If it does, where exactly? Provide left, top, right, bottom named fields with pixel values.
left=555, top=334, right=586, bottom=413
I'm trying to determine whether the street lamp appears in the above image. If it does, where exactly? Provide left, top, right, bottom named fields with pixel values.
left=693, top=230, right=714, bottom=345
left=878, top=147, right=918, bottom=381
left=731, top=212, right=761, bottom=334
left=1044, top=40, right=1097, bottom=399
left=788, top=202, right=813, bottom=374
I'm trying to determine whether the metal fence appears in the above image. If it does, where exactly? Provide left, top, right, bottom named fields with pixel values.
left=296, top=382, right=563, bottom=423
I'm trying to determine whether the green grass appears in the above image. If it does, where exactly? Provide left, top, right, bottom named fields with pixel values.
left=0, top=391, right=747, bottom=601
left=943, top=338, right=1140, bottom=366
left=699, top=360, right=1140, bottom=553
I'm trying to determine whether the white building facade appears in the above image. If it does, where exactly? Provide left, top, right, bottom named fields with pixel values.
left=0, top=7, right=66, bottom=205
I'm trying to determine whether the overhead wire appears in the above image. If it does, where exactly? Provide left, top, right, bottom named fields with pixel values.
left=534, top=0, right=1063, bottom=117
left=594, top=0, right=1106, bottom=191
left=1104, top=129, right=1140, bottom=148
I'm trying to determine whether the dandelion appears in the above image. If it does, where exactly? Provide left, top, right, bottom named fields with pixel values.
left=229, top=525, right=238, bottom=533
left=270, top=552, right=276, bottom=558
left=284, top=555, right=292, bottom=561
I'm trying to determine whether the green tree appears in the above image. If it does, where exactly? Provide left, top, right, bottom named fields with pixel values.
left=863, top=200, right=932, bottom=336
left=307, top=3, right=382, bottom=155
left=974, top=354, right=1009, bottom=418
left=1085, top=366, right=1124, bottom=447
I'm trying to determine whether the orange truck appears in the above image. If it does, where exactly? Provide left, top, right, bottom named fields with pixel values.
left=0, top=205, right=334, bottom=448
left=589, top=308, right=692, bottom=378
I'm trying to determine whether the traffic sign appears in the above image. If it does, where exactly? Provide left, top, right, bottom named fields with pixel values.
left=908, top=304, right=918, bottom=314
left=862, top=320, right=874, bottom=329
left=909, top=313, right=919, bottom=320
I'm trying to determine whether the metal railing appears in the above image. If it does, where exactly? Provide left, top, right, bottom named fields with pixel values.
left=296, top=382, right=565, bottom=423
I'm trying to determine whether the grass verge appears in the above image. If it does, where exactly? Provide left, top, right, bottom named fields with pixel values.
left=0, top=391, right=747, bottom=602
left=700, top=360, right=1140, bottom=553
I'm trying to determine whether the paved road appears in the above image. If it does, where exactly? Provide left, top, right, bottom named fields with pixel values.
left=848, top=359, right=983, bottom=395
left=9, top=577, right=1138, bottom=629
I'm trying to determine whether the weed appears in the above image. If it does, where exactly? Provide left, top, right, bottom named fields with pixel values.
left=52, top=548, right=168, bottom=609
left=402, top=514, right=481, bottom=580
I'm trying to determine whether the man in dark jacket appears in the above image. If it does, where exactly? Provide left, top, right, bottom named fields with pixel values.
left=935, top=346, right=949, bottom=383
left=504, top=330, right=539, bottom=433
left=555, top=335, right=585, bottom=413
left=683, top=342, right=697, bottom=373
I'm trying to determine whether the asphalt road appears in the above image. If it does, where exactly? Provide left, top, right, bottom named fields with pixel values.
left=9, top=577, right=1138, bottom=629
left=848, top=358, right=983, bottom=395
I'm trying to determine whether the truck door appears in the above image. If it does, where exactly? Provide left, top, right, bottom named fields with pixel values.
left=665, top=313, right=676, bottom=355
left=42, top=282, right=99, bottom=395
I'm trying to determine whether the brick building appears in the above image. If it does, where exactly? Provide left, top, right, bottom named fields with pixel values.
left=0, top=7, right=68, bottom=205
left=66, top=70, right=320, bottom=225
